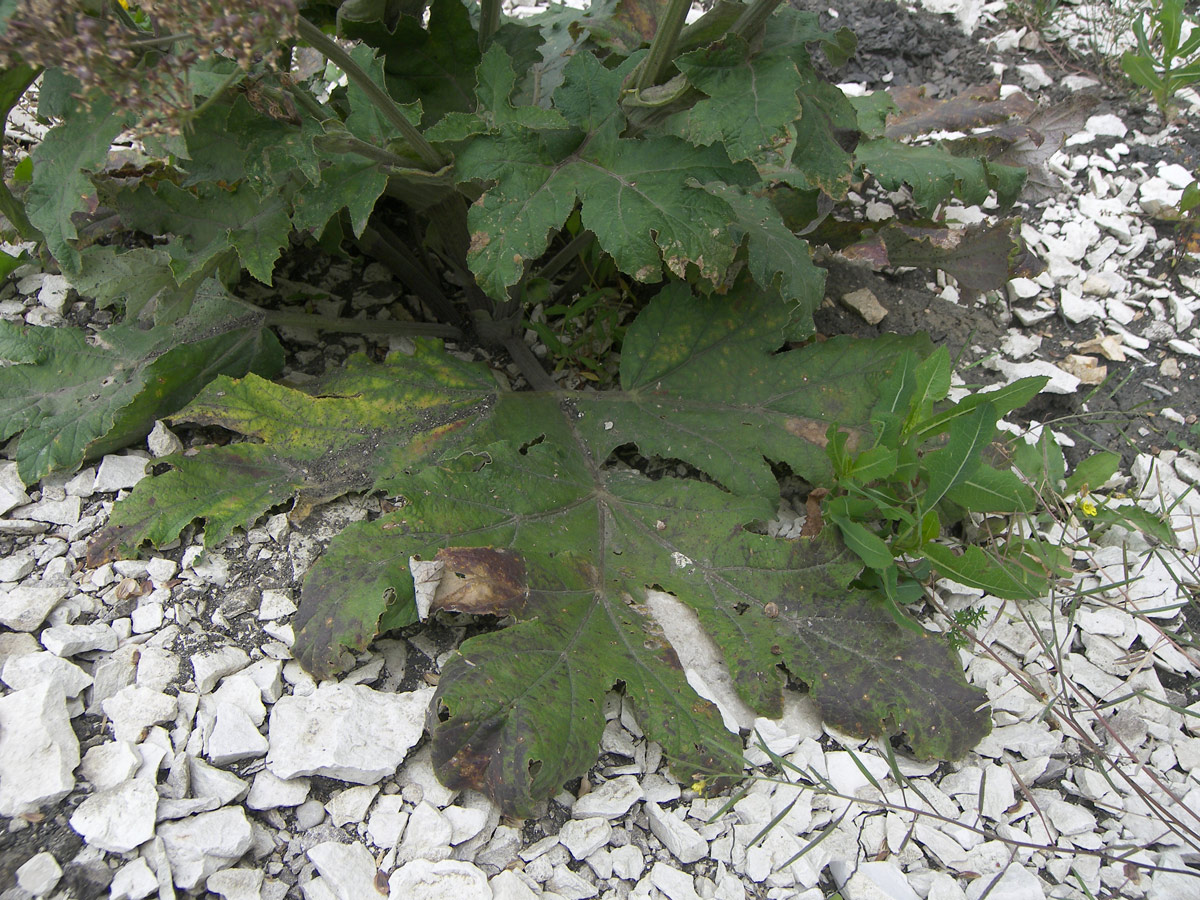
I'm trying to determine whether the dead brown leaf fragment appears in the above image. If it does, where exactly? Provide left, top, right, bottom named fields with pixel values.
left=428, top=547, right=529, bottom=616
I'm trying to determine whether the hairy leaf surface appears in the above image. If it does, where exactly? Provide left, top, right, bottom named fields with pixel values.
left=449, top=48, right=756, bottom=297
left=0, top=282, right=282, bottom=485
left=26, top=97, right=127, bottom=273
left=117, top=180, right=292, bottom=284
left=855, top=138, right=1026, bottom=212
left=95, top=283, right=989, bottom=814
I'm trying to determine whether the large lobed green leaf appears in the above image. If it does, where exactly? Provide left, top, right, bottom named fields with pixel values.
left=0, top=281, right=282, bottom=485
left=94, top=282, right=990, bottom=816
left=25, top=96, right=127, bottom=273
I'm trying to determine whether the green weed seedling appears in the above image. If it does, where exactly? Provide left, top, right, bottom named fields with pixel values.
left=1122, top=0, right=1200, bottom=117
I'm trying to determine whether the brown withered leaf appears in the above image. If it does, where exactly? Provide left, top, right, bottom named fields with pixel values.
left=841, top=219, right=1043, bottom=294
left=885, top=84, right=1037, bottom=139
left=427, top=547, right=529, bottom=617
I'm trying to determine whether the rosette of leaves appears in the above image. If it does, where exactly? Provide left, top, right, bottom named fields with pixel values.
left=94, top=281, right=992, bottom=816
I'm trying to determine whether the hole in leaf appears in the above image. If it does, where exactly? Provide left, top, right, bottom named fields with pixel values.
left=518, top=434, right=546, bottom=455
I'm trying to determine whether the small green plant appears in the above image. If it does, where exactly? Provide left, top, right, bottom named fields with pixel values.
left=1121, top=0, right=1200, bottom=117
left=822, top=347, right=1066, bottom=615
left=1006, top=0, right=1063, bottom=32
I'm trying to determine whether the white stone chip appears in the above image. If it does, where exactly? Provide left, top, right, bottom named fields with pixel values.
left=0, top=583, right=69, bottom=631
left=0, top=461, right=30, bottom=516
left=16, top=851, right=62, bottom=896
left=645, top=802, right=708, bottom=864
left=0, top=554, right=34, bottom=582
left=192, top=645, right=251, bottom=694
left=367, top=794, right=408, bottom=848
left=1, top=650, right=92, bottom=696
left=571, top=774, right=643, bottom=819
left=102, top=685, right=179, bottom=743
left=110, top=858, right=160, bottom=900
left=490, top=869, right=539, bottom=900
left=206, top=703, right=269, bottom=765
left=94, top=453, right=150, bottom=492
left=258, top=589, right=297, bottom=620
left=80, top=741, right=141, bottom=790
left=147, top=420, right=184, bottom=458
left=1085, top=114, right=1127, bottom=138
left=189, top=756, right=250, bottom=806
left=69, top=777, right=158, bottom=853
left=41, top=622, right=118, bottom=656
left=158, top=807, right=253, bottom=891
left=990, top=358, right=1080, bottom=394
left=838, top=860, right=921, bottom=900
left=0, top=681, right=79, bottom=817
left=396, top=800, right=453, bottom=864
left=964, top=862, right=1045, bottom=900
left=559, top=817, right=612, bottom=860
left=36, top=273, right=71, bottom=312
left=650, top=862, right=701, bottom=900
left=247, top=770, right=310, bottom=810
left=611, top=844, right=645, bottom=881
left=325, top=784, right=380, bottom=826
left=20, top=494, right=81, bottom=525
left=307, top=841, right=380, bottom=900
left=206, top=867, right=264, bottom=900
left=267, top=683, right=434, bottom=783
left=547, top=865, right=598, bottom=899
left=443, top=803, right=488, bottom=845
left=390, top=858, right=492, bottom=899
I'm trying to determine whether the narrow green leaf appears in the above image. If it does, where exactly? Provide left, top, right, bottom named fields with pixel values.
left=923, top=402, right=997, bottom=511
left=1091, top=504, right=1177, bottom=546
left=945, top=463, right=1035, bottom=513
left=846, top=445, right=900, bottom=483
left=922, top=542, right=1043, bottom=599
left=907, top=346, right=952, bottom=433
left=830, top=511, right=894, bottom=571
left=1123, top=52, right=1163, bottom=92
left=914, top=377, right=1047, bottom=441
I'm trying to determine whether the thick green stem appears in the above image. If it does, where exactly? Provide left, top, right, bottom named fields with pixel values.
left=503, top=333, right=557, bottom=391
left=478, top=0, right=502, bottom=51
left=634, top=0, right=692, bottom=92
left=357, top=223, right=466, bottom=329
left=731, top=0, right=785, bottom=41
left=263, top=309, right=461, bottom=339
left=295, top=17, right=444, bottom=171
left=314, top=133, right=411, bottom=168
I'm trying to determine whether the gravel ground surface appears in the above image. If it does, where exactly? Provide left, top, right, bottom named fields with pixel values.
left=1, top=2, right=1199, bottom=899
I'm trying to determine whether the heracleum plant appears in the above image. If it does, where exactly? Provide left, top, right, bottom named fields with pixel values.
left=0, top=0, right=1175, bottom=815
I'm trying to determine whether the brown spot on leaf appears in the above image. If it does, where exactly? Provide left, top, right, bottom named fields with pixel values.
left=469, top=231, right=490, bottom=254
left=429, top=547, right=529, bottom=616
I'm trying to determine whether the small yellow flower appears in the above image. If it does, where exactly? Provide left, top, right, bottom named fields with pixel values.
left=117, top=0, right=129, bottom=7
left=1080, top=498, right=1098, bottom=517
left=691, top=778, right=708, bottom=795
